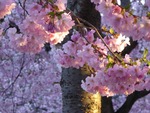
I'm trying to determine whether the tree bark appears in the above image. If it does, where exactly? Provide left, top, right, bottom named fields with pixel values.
left=116, top=90, right=150, bottom=113
left=61, top=0, right=101, bottom=113
left=101, top=97, right=115, bottom=113
left=61, top=68, right=101, bottom=113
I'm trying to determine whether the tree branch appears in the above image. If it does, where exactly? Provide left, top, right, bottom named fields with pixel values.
left=116, top=90, right=150, bottom=113
left=102, top=97, right=115, bottom=113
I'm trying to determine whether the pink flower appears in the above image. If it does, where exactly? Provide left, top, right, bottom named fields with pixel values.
left=112, top=5, right=122, bottom=14
left=0, top=0, right=15, bottom=19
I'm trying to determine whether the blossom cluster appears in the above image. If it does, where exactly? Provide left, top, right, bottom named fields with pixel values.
left=91, top=0, right=150, bottom=41
left=81, top=63, right=149, bottom=96
left=52, top=29, right=146, bottom=96
left=104, top=34, right=130, bottom=52
left=5, top=0, right=74, bottom=53
left=0, top=0, right=150, bottom=108
left=53, top=29, right=130, bottom=69
left=0, top=0, right=15, bottom=19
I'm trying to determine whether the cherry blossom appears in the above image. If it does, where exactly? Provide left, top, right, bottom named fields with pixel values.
left=0, top=0, right=150, bottom=112
left=0, top=0, right=15, bottom=19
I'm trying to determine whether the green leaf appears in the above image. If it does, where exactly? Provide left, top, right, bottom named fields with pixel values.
left=147, top=12, right=150, bottom=18
left=56, top=11, right=64, bottom=19
left=109, top=28, right=115, bottom=34
left=105, top=55, right=115, bottom=70
left=107, top=55, right=114, bottom=63
left=147, top=61, right=150, bottom=66
left=48, top=0, right=54, bottom=3
left=81, top=64, right=94, bottom=75
left=48, top=12, right=55, bottom=18
left=124, top=4, right=131, bottom=11
left=106, top=63, right=114, bottom=69
left=143, top=48, right=148, bottom=58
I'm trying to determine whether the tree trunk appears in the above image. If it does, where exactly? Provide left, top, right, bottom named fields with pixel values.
left=61, top=68, right=101, bottom=113
left=61, top=0, right=101, bottom=113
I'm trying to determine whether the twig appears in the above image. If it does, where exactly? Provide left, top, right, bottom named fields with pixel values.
left=2, top=54, right=25, bottom=95
left=67, top=8, right=122, bottom=62
left=18, top=0, right=29, bottom=17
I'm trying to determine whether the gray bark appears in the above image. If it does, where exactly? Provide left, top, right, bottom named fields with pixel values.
left=61, top=68, right=101, bottom=113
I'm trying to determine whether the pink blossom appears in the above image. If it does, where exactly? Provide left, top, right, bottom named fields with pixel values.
left=0, top=0, right=15, bottom=19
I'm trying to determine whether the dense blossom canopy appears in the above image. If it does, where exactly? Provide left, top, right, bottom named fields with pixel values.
left=0, top=0, right=150, bottom=112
